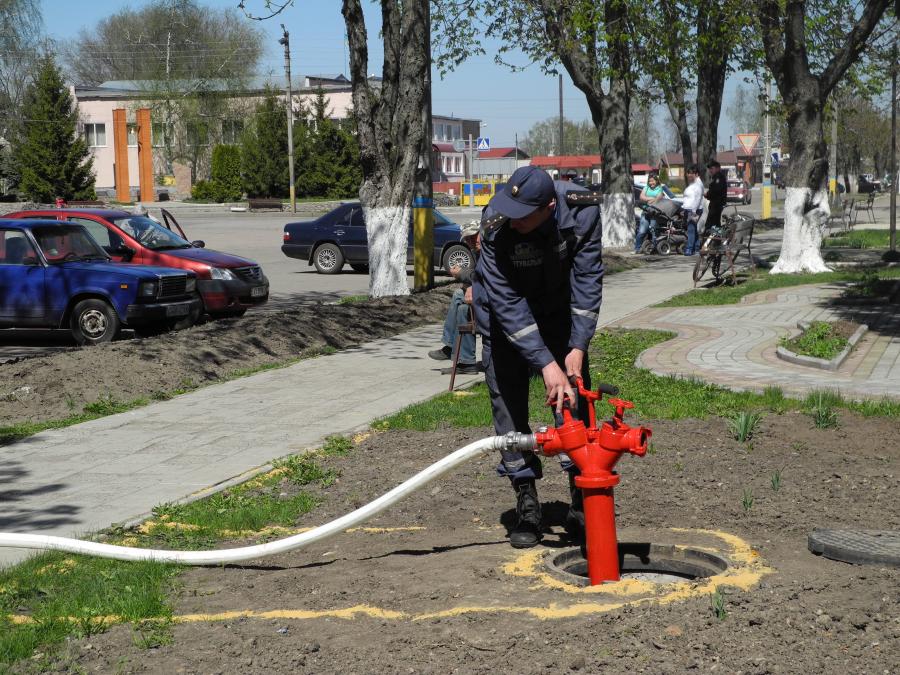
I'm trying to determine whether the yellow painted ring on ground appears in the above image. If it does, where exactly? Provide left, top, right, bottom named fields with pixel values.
left=7, top=527, right=771, bottom=626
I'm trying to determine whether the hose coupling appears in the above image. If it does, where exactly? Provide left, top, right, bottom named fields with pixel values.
left=501, top=431, right=537, bottom=452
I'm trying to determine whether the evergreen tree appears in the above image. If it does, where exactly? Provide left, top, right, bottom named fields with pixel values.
left=241, top=91, right=288, bottom=198
left=295, top=88, right=361, bottom=199
left=14, top=57, right=95, bottom=202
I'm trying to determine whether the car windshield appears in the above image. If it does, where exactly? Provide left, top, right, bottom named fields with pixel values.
left=31, top=225, right=110, bottom=263
left=110, top=215, right=191, bottom=250
left=433, top=209, right=456, bottom=227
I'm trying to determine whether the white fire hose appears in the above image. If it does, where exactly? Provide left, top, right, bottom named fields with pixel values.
left=0, top=433, right=535, bottom=565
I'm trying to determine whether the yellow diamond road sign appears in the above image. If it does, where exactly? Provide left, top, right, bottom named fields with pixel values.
left=736, top=133, right=760, bottom=155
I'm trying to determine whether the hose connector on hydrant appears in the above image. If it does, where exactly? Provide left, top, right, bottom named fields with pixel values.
left=534, top=378, right=652, bottom=585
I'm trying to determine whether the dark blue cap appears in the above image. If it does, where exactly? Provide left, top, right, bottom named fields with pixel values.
left=489, top=166, right=555, bottom=219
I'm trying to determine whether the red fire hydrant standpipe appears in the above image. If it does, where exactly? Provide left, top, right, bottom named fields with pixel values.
left=534, top=379, right=652, bottom=585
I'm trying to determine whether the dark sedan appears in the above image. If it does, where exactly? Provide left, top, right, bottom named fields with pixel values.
left=281, top=202, right=473, bottom=274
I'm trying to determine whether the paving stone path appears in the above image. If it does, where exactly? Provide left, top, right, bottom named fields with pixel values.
left=613, top=283, right=900, bottom=401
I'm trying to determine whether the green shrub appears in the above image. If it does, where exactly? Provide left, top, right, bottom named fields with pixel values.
left=210, top=144, right=242, bottom=201
left=190, top=179, right=222, bottom=202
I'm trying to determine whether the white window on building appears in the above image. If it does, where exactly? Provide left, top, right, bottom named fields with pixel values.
left=186, top=121, right=209, bottom=147
left=454, top=156, right=461, bottom=174
left=452, top=125, right=461, bottom=140
left=222, top=119, right=244, bottom=144
left=151, top=121, right=173, bottom=148
left=436, top=123, right=444, bottom=140
left=126, top=123, right=138, bottom=147
left=84, top=123, right=106, bottom=147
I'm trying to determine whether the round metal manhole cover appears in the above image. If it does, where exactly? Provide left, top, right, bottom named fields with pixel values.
left=546, top=543, right=729, bottom=587
left=808, top=529, right=900, bottom=567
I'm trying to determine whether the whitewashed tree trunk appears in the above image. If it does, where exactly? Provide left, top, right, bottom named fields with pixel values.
left=365, top=205, right=410, bottom=297
left=770, top=187, right=832, bottom=274
left=602, top=192, right=634, bottom=249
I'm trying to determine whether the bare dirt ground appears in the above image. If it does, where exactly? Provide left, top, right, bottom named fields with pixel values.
left=22, top=411, right=900, bottom=674
left=0, top=254, right=641, bottom=428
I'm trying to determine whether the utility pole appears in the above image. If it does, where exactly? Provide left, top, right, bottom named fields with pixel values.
left=888, top=40, right=898, bottom=260
left=762, top=78, right=772, bottom=219
left=413, top=1, right=434, bottom=291
left=830, top=104, right=838, bottom=203
left=280, top=25, right=296, bottom=213
left=558, top=73, right=564, bottom=156
left=468, top=132, right=474, bottom=207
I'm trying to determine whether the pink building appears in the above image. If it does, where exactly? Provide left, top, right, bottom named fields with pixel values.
left=73, top=75, right=355, bottom=198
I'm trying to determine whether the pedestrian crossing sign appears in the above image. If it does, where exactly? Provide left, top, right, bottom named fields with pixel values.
left=476, top=137, right=490, bottom=151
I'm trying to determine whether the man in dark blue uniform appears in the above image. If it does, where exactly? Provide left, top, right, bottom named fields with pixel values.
left=473, top=166, right=604, bottom=548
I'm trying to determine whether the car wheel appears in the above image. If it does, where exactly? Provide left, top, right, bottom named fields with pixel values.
left=70, top=299, right=120, bottom=346
left=442, top=244, right=473, bottom=272
left=657, top=239, right=673, bottom=256
left=350, top=263, right=369, bottom=273
left=314, top=243, right=344, bottom=274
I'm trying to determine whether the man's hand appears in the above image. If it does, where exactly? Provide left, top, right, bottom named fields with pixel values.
left=542, top=361, right=575, bottom=413
left=449, top=265, right=462, bottom=279
left=564, top=348, right=585, bottom=380
left=464, top=286, right=473, bottom=304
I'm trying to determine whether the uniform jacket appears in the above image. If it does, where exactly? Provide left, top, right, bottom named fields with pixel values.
left=472, top=182, right=604, bottom=370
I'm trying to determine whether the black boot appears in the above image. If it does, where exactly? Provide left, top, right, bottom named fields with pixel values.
left=564, top=471, right=585, bottom=542
left=510, top=479, right=542, bottom=549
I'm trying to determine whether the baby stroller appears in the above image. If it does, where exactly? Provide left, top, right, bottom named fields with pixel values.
left=639, top=198, right=688, bottom=255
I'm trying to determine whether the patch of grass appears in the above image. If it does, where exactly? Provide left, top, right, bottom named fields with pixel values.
left=729, top=411, right=762, bottom=442
left=780, top=321, right=850, bottom=360
left=806, top=390, right=839, bottom=428
left=656, top=267, right=900, bottom=307
left=377, top=328, right=900, bottom=430
left=0, top=554, right=178, bottom=666
left=822, top=229, right=890, bottom=249
left=338, top=294, right=369, bottom=305
left=0, top=435, right=357, bottom=665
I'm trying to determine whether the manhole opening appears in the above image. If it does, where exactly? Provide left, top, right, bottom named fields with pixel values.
left=546, top=543, right=729, bottom=587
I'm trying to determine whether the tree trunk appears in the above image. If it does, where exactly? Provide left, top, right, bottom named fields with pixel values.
left=694, top=5, right=729, bottom=182
left=665, top=94, right=693, bottom=183
left=342, top=0, right=429, bottom=297
left=771, top=86, right=831, bottom=274
left=599, top=78, right=633, bottom=248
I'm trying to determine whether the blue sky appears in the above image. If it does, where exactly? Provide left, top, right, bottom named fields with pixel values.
left=42, top=0, right=742, bottom=152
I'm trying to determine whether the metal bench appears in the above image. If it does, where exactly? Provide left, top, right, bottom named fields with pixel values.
left=828, top=196, right=854, bottom=233
left=247, top=198, right=285, bottom=212
left=851, top=192, right=875, bottom=227
left=693, top=212, right=756, bottom=286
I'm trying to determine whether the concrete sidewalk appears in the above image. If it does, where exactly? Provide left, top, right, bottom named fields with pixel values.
left=1, top=243, right=729, bottom=567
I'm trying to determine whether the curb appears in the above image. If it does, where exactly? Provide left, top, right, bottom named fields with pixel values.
left=776, top=321, right=868, bottom=372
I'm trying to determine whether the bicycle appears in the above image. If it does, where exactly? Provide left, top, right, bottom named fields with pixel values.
left=692, top=211, right=755, bottom=285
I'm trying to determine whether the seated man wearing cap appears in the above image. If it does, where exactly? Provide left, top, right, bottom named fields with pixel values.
left=428, top=221, right=481, bottom=374
left=473, top=166, right=604, bottom=548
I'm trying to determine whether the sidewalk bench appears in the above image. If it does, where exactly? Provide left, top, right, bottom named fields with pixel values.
left=248, top=198, right=284, bottom=212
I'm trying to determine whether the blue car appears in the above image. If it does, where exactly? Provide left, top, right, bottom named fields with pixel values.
left=281, top=202, right=473, bottom=274
left=0, top=220, right=202, bottom=345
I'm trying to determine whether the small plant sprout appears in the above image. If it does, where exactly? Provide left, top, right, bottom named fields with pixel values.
left=741, top=488, right=755, bottom=514
left=771, top=468, right=784, bottom=492
left=808, top=392, right=839, bottom=429
left=674, top=461, right=684, bottom=472
left=710, top=590, right=727, bottom=619
left=729, top=411, right=762, bottom=442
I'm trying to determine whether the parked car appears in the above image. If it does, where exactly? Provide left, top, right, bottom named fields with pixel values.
left=0, top=220, right=201, bottom=345
left=7, top=208, right=268, bottom=319
left=281, top=202, right=473, bottom=274
left=726, top=180, right=751, bottom=204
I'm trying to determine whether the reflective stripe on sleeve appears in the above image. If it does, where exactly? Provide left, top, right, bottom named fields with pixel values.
left=572, top=307, right=599, bottom=321
left=506, top=323, right=540, bottom=344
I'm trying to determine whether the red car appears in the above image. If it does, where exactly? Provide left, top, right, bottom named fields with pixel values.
left=8, top=208, right=268, bottom=319
left=726, top=180, right=752, bottom=205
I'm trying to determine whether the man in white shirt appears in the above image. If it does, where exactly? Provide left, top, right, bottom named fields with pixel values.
left=681, top=164, right=704, bottom=255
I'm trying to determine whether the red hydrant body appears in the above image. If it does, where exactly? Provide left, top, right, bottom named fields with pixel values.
left=534, top=381, right=651, bottom=585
